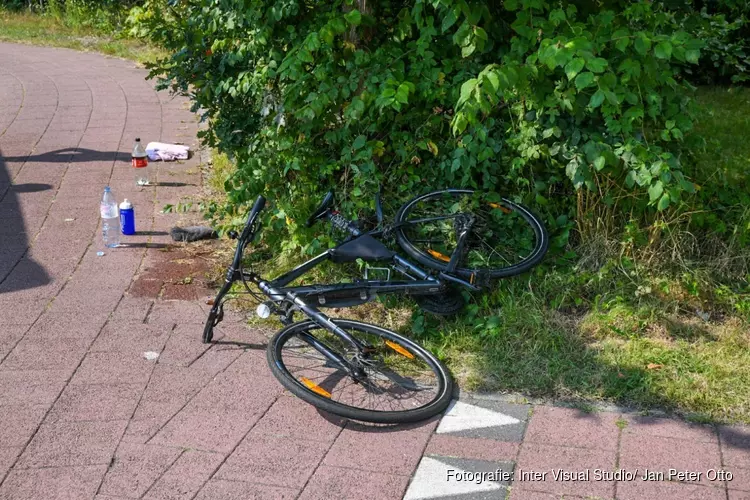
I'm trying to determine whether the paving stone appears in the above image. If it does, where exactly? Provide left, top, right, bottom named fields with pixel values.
left=514, top=443, right=615, bottom=499
left=142, top=450, right=225, bottom=500
left=23, top=311, right=107, bottom=341
left=508, top=487, right=583, bottom=499
left=216, top=434, right=330, bottom=488
left=0, top=369, right=68, bottom=406
left=437, top=399, right=530, bottom=442
left=148, top=300, right=206, bottom=325
left=0, top=404, right=49, bottom=448
left=186, top=357, right=281, bottom=413
left=111, top=296, right=154, bottom=323
left=16, top=419, right=128, bottom=468
left=1, top=335, right=91, bottom=374
left=299, top=465, right=409, bottom=500
left=0, top=447, right=22, bottom=479
left=120, top=417, right=164, bottom=445
left=0, top=324, right=27, bottom=359
left=147, top=407, right=263, bottom=454
left=524, top=406, right=620, bottom=451
left=156, top=323, right=212, bottom=367
left=728, top=466, right=750, bottom=492
left=71, top=351, right=154, bottom=386
left=193, top=480, right=298, bottom=500
left=619, top=432, right=723, bottom=487
left=404, top=455, right=513, bottom=500
left=617, top=479, right=727, bottom=500
left=248, top=394, right=345, bottom=443
left=721, top=426, right=750, bottom=469
left=47, top=383, right=143, bottom=422
left=426, top=434, right=520, bottom=462
left=99, top=443, right=182, bottom=498
left=0, top=464, right=107, bottom=500
left=89, top=321, right=172, bottom=353
left=323, top=419, right=437, bottom=475
left=728, top=491, right=750, bottom=500
left=623, top=414, right=718, bottom=443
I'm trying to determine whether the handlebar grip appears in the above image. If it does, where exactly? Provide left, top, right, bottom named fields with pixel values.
left=251, top=195, right=266, bottom=215
left=241, top=195, right=266, bottom=238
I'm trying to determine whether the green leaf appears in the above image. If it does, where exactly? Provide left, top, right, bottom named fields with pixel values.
left=685, top=49, right=700, bottom=64
left=657, top=193, right=670, bottom=211
left=654, top=41, right=672, bottom=60
left=589, top=89, right=605, bottom=108
left=648, top=180, right=664, bottom=202
left=634, top=34, right=651, bottom=56
left=604, top=91, right=619, bottom=105
left=441, top=7, right=459, bottom=33
left=458, top=78, right=477, bottom=105
left=574, top=71, right=595, bottom=90
left=615, top=37, right=630, bottom=52
left=352, top=135, right=366, bottom=150
left=564, top=58, right=585, bottom=80
left=593, top=156, right=606, bottom=171
left=344, top=9, right=361, bottom=26
left=461, top=43, right=477, bottom=58
left=586, top=57, right=608, bottom=73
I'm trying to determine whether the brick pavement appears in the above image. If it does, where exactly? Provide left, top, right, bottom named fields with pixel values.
left=1, top=43, right=749, bottom=500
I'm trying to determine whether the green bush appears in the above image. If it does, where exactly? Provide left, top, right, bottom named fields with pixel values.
left=664, top=0, right=750, bottom=83
left=131, top=0, right=707, bottom=256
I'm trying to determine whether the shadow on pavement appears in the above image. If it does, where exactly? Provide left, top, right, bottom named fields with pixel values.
left=8, top=183, right=53, bottom=193
left=2, top=147, right=119, bottom=163
left=0, top=149, right=51, bottom=294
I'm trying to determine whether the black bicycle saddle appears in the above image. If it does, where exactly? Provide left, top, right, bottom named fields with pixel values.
left=306, top=191, right=335, bottom=227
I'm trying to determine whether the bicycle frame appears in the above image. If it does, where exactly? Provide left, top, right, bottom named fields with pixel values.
left=205, top=194, right=476, bottom=373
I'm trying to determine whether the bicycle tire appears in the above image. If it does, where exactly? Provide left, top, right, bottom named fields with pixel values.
left=202, top=310, right=217, bottom=344
left=267, top=319, right=454, bottom=423
left=395, top=188, right=549, bottom=279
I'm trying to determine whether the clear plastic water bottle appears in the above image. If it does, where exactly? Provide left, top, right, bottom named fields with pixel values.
left=100, top=186, right=120, bottom=250
left=132, top=137, right=149, bottom=186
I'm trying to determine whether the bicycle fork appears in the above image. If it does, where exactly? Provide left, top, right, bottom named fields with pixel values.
left=258, top=281, right=369, bottom=379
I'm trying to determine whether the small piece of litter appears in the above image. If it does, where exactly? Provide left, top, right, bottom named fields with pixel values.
left=96, top=251, right=105, bottom=257
left=64, top=218, right=75, bottom=222
left=143, top=351, right=160, bottom=361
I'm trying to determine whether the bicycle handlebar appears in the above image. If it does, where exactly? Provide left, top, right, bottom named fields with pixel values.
left=251, top=195, right=266, bottom=215
left=240, top=195, right=266, bottom=241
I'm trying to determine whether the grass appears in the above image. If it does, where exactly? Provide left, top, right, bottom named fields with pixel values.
left=0, top=9, right=165, bottom=64
left=203, top=89, right=750, bottom=424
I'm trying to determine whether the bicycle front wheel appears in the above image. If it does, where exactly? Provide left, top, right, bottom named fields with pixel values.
left=267, top=319, right=453, bottom=424
left=395, top=189, right=549, bottom=279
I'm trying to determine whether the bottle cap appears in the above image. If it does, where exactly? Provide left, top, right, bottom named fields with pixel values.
left=120, top=199, right=133, bottom=209
left=104, top=186, right=111, bottom=192
left=135, top=137, right=141, bottom=142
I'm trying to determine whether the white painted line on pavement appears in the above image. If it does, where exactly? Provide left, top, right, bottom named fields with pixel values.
left=437, top=400, right=520, bottom=434
left=404, top=456, right=503, bottom=500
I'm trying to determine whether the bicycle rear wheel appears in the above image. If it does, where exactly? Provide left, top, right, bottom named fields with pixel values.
left=267, top=319, right=453, bottom=423
left=395, top=189, right=548, bottom=279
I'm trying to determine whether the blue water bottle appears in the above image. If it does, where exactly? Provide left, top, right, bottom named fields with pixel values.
left=120, top=199, right=135, bottom=235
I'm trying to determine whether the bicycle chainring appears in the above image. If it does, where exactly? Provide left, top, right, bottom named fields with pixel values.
left=414, top=289, right=465, bottom=316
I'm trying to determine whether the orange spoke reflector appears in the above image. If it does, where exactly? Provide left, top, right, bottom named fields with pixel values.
left=300, top=377, right=331, bottom=398
left=488, top=202, right=512, bottom=214
left=427, top=249, right=451, bottom=262
left=385, top=340, right=414, bottom=358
